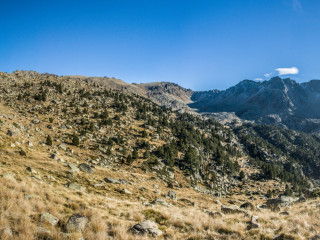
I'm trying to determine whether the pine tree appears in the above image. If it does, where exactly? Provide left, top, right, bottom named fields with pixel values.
left=72, top=134, right=80, bottom=146
left=46, top=135, right=53, bottom=146
left=132, top=149, right=139, bottom=159
left=127, top=154, right=133, bottom=165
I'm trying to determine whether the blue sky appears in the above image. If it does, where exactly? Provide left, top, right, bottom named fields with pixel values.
left=1, top=0, right=320, bottom=90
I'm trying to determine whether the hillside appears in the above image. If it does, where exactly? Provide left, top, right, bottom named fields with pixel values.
left=0, top=70, right=320, bottom=239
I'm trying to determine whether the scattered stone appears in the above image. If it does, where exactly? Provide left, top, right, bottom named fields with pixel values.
left=247, top=215, right=260, bottom=230
left=179, top=198, right=195, bottom=206
left=104, top=177, right=127, bottom=184
left=26, top=166, right=37, bottom=174
left=36, top=226, right=51, bottom=238
left=121, top=188, right=132, bottom=194
left=240, top=202, right=255, bottom=210
left=167, top=182, right=174, bottom=189
left=65, top=214, right=88, bottom=232
left=311, top=235, right=320, bottom=240
left=131, top=220, right=163, bottom=237
left=1, top=227, right=13, bottom=237
left=152, top=198, right=171, bottom=206
left=78, top=163, right=94, bottom=173
left=166, top=190, right=177, bottom=200
left=32, top=174, right=42, bottom=181
left=59, top=143, right=67, bottom=151
left=2, top=173, right=15, bottom=181
left=273, top=233, right=297, bottom=240
left=66, top=182, right=85, bottom=191
left=20, top=149, right=27, bottom=156
left=40, top=212, right=59, bottom=226
left=67, top=163, right=79, bottom=173
left=7, top=129, right=14, bottom=136
left=207, top=211, right=224, bottom=218
left=297, top=197, right=306, bottom=203
left=280, top=211, right=289, bottom=216
left=221, top=205, right=247, bottom=214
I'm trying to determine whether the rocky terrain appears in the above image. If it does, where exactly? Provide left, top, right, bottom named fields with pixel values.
left=0, top=70, right=320, bottom=239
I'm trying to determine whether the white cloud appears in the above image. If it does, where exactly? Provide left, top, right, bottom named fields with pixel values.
left=264, top=73, right=272, bottom=78
left=254, top=78, right=263, bottom=81
left=275, top=67, right=299, bottom=75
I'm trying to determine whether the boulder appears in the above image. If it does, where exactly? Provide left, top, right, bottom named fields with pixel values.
left=40, top=212, right=59, bottom=226
left=166, top=190, right=177, bottom=200
left=67, top=163, right=79, bottom=173
left=131, top=220, right=162, bottom=237
left=66, top=182, right=85, bottom=191
left=78, top=163, right=94, bottom=173
left=65, top=214, right=88, bottom=232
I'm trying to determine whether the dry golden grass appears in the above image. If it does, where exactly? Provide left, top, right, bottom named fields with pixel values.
left=1, top=169, right=320, bottom=240
left=0, top=96, right=319, bottom=239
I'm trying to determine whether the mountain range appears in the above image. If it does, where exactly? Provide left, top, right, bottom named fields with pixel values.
left=80, top=73, right=320, bottom=134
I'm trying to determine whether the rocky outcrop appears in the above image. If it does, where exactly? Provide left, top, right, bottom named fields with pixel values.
left=65, top=214, right=88, bottom=232
left=131, top=220, right=163, bottom=237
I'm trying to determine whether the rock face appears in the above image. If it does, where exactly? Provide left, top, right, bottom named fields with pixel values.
left=131, top=220, right=163, bottom=237
left=65, top=214, right=88, bottom=232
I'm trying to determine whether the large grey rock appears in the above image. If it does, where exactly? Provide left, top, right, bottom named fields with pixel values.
left=131, top=220, right=163, bottom=237
left=40, top=212, right=59, bottom=226
left=78, top=163, right=94, bottom=173
left=65, top=214, right=88, bottom=232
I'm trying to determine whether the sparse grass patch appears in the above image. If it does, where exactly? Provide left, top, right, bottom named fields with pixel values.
left=142, top=209, right=169, bottom=225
